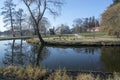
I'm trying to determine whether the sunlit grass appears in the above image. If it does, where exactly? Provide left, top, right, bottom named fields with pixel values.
left=0, top=66, right=120, bottom=80
left=106, top=73, right=120, bottom=80
left=27, top=36, right=120, bottom=45
left=0, top=66, right=47, bottom=80
left=76, top=74, right=94, bottom=80
left=47, top=69, right=73, bottom=80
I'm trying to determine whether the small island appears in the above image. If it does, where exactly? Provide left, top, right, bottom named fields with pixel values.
left=27, top=33, right=120, bottom=46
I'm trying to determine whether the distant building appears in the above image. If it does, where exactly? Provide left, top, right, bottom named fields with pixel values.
left=49, top=26, right=55, bottom=35
left=87, top=26, right=100, bottom=32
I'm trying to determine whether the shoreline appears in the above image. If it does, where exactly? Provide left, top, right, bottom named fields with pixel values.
left=0, top=36, right=33, bottom=41
left=45, top=41, right=120, bottom=46
left=0, top=66, right=115, bottom=80
left=0, top=37, right=120, bottom=46
left=27, top=38, right=120, bottom=46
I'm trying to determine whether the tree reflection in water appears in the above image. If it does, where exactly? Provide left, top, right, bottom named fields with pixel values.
left=3, top=39, right=49, bottom=67
left=3, top=39, right=15, bottom=65
left=101, top=46, right=120, bottom=72
left=3, top=40, right=120, bottom=72
left=73, top=47, right=100, bottom=55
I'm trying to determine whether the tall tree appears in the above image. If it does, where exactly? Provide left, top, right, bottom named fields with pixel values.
left=28, top=15, right=37, bottom=35
left=83, top=18, right=89, bottom=29
left=91, top=16, right=95, bottom=27
left=72, top=18, right=83, bottom=33
left=15, top=9, right=25, bottom=36
left=56, top=24, right=71, bottom=34
left=73, top=18, right=83, bottom=27
left=22, top=0, right=63, bottom=45
left=29, top=16, right=50, bottom=35
left=95, top=19, right=100, bottom=27
left=1, top=0, right=16, bottom=37
left=101, top=3, right=120, bottom=38
left=113, top=0, right=120, bottom=4
left=39, top=17, right=50, bottom=36
left=72, top=17, right=99, bottom=33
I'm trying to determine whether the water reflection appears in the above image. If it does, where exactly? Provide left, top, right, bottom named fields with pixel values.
left=3, top=39, right=15, bottom=65
left=73, top=47, right=100, bottom=54
left=1, top=40, right=120, bottom=72
left=40, top=46, right=104, bottom=71
left=3, top=39, right=29, bottom=66
left=36, top=45, right=50, bottom=66
left=3, top=40, right=49, bottom=67
left=101, top=47, right=120, bottom=72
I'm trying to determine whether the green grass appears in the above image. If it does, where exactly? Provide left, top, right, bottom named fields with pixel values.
left=49, top=32, right=119, bottom=42
left=78, top=32, right=117, bottom=38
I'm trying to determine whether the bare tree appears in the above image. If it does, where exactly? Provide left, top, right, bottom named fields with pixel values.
left=29, top=16, right=50, bottom=36
left=1, top=0, right=16, bottom=37
left=28, top=15, right=37, bottom=35
left=15, top=8, right=25, bottom=36
left=22, top=0, right=63, bottom=44
left=56, top=24, right=71, bottom=34
left=39, top=17, right=50, bottom=36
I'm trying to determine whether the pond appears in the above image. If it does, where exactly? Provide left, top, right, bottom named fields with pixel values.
left=0, top=39, right=120, bottom=72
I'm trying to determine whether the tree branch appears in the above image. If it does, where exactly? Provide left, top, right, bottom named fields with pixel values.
left=23, top=0, right=37, bottom=25
left=37, top=0, right=46, bottom=23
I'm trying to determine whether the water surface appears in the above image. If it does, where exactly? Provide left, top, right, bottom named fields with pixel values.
left=0, top=40, right=120, bottom=72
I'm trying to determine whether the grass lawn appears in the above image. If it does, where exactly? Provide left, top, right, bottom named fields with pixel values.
left=27, top=32, right=120, bottom=44
left=27, top=37, right=120, bottom=42
left=27, top=35, right=120, bottom=46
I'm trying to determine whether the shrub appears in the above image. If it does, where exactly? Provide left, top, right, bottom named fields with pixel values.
left=2, top=66, right=17, bottom=77
left=16, top=66, right=46, bottom=80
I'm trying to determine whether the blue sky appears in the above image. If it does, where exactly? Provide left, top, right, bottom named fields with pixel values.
left=0, top=0, right=113, bottom=31
left=45, top=0, right=113, bottom=27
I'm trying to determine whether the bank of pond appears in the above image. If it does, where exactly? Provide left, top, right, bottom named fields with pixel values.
left=0, top=66, right=120, bottom=80
left=0, top=39, right=120, bottom=79
left=27, top=37, right=120, bottom=46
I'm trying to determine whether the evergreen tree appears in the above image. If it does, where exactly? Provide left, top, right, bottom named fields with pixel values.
left=113, top=0, right=120, bottom=4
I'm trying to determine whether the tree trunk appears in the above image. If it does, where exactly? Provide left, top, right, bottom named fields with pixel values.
left=34, top=27, right=37, bottom=35
left=36, top=24, right=45, bottom=45
left=12, top=26, right=15, bottom=37
left=10, top=7, right=15, bottom=37
left=20, top=21, right=22, bottom=36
